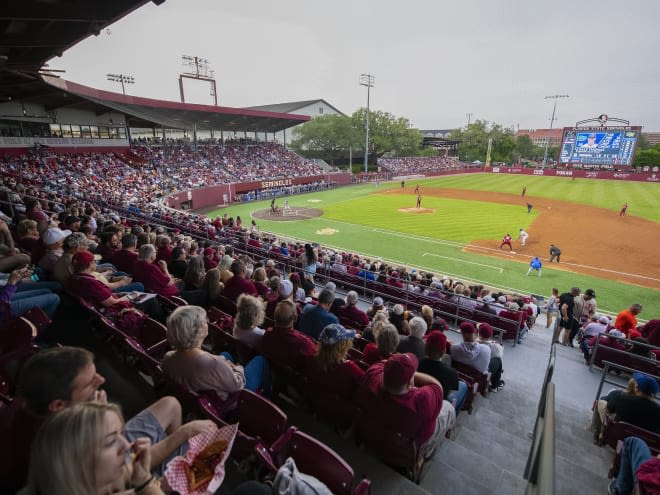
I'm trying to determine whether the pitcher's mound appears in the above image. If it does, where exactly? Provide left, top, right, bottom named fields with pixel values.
left=398, top=207, right=435, bottom=214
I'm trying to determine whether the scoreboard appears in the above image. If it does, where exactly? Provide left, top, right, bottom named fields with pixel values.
left=558, top=126, right=641, bottom=167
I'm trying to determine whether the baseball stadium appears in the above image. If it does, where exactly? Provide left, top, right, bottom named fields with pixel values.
left=0, top=2, right=659, bottom=495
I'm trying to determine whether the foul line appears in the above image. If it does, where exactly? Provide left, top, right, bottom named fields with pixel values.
left=422, top=252, right=503, bottom=273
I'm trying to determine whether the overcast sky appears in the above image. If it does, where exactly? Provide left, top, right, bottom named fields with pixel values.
left=54, top=0, right=660, bottom=131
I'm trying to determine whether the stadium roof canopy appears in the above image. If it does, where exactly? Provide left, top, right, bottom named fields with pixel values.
left=247, top=99, right=345, bottom=116
left=0, top=0, right=310, bottom=132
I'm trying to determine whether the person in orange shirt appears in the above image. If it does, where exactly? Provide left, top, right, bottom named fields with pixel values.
left=614, top=304, right=643, bottom=338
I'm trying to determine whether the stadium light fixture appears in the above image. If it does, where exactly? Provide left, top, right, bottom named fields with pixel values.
left=360, top=74, right=375, bottom=173
left=106, top=73, right=135, bottom=95
left=542, top=94, right=569, bottom=167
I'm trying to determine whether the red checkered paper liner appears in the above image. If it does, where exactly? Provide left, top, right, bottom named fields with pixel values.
left=164, top=422, right=238, bottom=495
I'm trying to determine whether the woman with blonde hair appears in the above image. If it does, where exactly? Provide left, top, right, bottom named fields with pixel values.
left=234, top=294, right=266, bottom=349
left=420, top=305, right=434, bottom=331
left=362, top=322, right=400, bottom=364
left=251, top=266, right=269, bottom=298
left=200, top=267, right=224, bottom=306
left=21, top=402, right=163, bottom=495
left=306, top=324, right=364, bottom=423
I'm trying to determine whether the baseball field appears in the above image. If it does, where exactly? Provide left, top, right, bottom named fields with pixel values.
left=203, top=173, right=660, bottom=316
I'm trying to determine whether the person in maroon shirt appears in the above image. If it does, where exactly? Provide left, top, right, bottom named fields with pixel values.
left=356, top=353, right=456, bottom=457
left=339, top=291, right=370, bottom=331
left=111, top=233, right=139, bottom=274
left=363, top=323, right=400, bottom=364
left=261, top=300, right=316, bottom=371
left=306, top=323, right=364, bottom=427
left=132, top=244, right=179, bottom=297
left=222, top=259, right=258, bottom=303
left=203, top=247, right=219, bottom=270
left=96, top=230, right=120, bottom=263
left=155, top=235, right=173, bottom=263
left=66, top=251, right=134, bottom=310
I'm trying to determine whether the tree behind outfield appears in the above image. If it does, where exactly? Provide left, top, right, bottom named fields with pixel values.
left=448, top=120, right=517, bottom=163
left=351, top=108, right=425, bottom=158
left=290, top=114, right=356, bottom=165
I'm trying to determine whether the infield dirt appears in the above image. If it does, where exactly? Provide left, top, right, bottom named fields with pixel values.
left=411, top=187, right=660, bottom=290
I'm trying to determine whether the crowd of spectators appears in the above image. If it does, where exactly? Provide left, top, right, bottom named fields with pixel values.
left=379, top=156, right=468, bottom=174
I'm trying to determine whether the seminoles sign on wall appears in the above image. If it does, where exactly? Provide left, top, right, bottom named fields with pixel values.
left=260, top=179, right=293, bottom=189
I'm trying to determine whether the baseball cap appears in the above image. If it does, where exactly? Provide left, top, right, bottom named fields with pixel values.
left=373, top=297, right=384, bottom=306
left=459, top=322, right=476, bottom=334
left=72, top=251, right=95, bottom=270
left=478, top=323, right=493, bottom=339
left=383, top=353, right=418, bottom=389
left=425, top=331, right=447, bottom=355
left=392, top=304, right=404, bottom=316
left=64, top=215, right=81, bottom=226
left=318, top=324, right=356, bottom=346
left=498, top=295, right=507, bottom=304
left=42, top=228, right=71, bottom=245
left=598, top=315, right=610, bottom=324
left=278, top=279, right=293, bottom=298
left=633, top=372, right=659, bottom=396
left=585, top=289, right=596, bottom=298
left=608, top=329, right=625, bottom=338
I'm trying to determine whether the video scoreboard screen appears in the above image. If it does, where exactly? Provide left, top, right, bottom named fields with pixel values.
left=558, top=127, right=640, bottom=167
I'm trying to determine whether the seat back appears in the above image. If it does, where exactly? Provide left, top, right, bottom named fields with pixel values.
left=136, top=318, right=168, bottom=349
left=235, top=389, right=287, bottom=446
left=0, top=316, right=36, bottom=355
left=603, top=421, right=660, bottom=450
left=451, top=361, right=489, bottom=396
left=356, top=409, right=421, bottom=482
left=207, top=306, right=234, bottom=332
left=287, top=430, right=355, bottom=495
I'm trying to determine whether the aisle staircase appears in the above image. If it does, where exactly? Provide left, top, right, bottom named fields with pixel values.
left=279, top=319, right=614, bottom=494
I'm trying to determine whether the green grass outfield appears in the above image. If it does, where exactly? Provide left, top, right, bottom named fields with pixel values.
left=205, top=174, right=660, bottom=316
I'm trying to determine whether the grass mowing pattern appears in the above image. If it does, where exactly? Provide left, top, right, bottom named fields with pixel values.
left=421, top=174, right=660, bottom=222
left=204, top=177, right=659, bottom=315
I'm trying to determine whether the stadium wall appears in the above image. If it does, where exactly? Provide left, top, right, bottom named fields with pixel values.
left=164, top=172, right=352, bottom=210
left=489, top=166, right=660, bottom=183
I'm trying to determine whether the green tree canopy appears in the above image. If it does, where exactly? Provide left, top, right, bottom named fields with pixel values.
left=447, top=120, right=517, bottom=163
left=290, top=114, right=356, bottom=164
left=351, top=108, right=425, bottom=157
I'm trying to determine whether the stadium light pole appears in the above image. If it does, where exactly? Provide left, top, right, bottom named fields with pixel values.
left=106, top=73, right=135, bottom=95
left=542, top=94, right=569, bottom=167
left=360, top=74, right=375, bottom=173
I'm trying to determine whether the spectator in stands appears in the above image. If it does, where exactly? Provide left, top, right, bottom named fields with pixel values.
left=233, top=294, right=266, bottom=350
left=366, top=296, right=385, bottom=319
left=15, top=219, right=40, bottom=256
left=167, top=246, right=188, bottom=279
left=420, top=305, right=434, bottom=331
left=200, top=267, right=223, bottom=306
left=451, top=322, right=504, bottom=392
left=261, top=300, right=316, bottom=370
left=110, top=234, right=139, bottom=274
left=0, top=266, right=60, bottom=321
left=155, top=235, right=173, bottom=262
left=95, top=230, right=120, bottom=264
left=0, top=346, right=214, bottom=492
left=476, top=323, right=505, bottom=389
left=251, top=266, right=269, bottom=298
left=338, top=290, right=370, bottom=331
left=38, top=227, right=70, bottom=275
left=52, top=232, right=87, bottom=285
left=570, top=288, right=597, bottom=345
left=357, top=352, right=456, bottom=457
left=222, top=259, right=258, bottom=303
left=307, top=323, right=364, bottom=408
left=163, top=305, right=268, bottom=398
left=363, top=323, right=400, bottom=364
left=500, top=302, right=528, bottom=344
left=298, top=243, right=318, bottom=281
left=298, top=288, right=339, bottom=340
left=591, top=372, right=660, bottom=444
left=580, top=314, right=610, bottom=364
left=132, top=244, right=179, bottom=297
left=362, top=309, right=389, bottom=342
left=389, top=304, right=410, bottom=335
left=608, top=436, right=660, bottom=495
left=21, top=402, right=166, bottom=495
left=396, top=316, right=427, bottom=360
left=183, top=255, right=206, bottom=290
left=615, top=304, right=643, bottom=338
left=545, top=288, right=559, bottom=329
left=641, top=319, right=660, bottom=348
left=558, top=287, right=581, bottom=346
left=419, top=331, right=469, bottom=412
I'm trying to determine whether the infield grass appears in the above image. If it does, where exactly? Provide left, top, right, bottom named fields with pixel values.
left=205, top=174, right=660, bottom=316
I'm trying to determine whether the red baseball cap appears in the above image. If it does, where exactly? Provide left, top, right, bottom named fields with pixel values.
left=383, top=353, right=418, bottom=389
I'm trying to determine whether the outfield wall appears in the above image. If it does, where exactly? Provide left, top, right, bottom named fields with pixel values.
left=164, top=172, right=352, bottom=210
left=489, top=166, right=660, bottom=183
